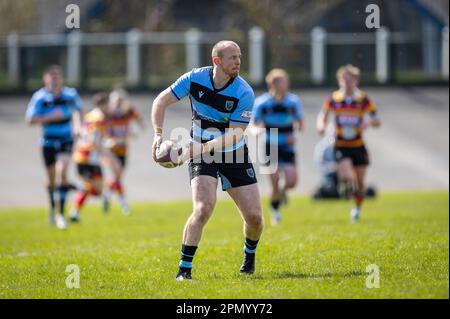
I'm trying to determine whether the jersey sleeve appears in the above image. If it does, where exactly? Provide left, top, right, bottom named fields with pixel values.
left=365, top=97, right=378, bottom=117
left=72, top=89, right=83, bottom=111
left=129, top=106, right=140, bottom=119
left=170, top=71, right=192, bottom=101
left=230, top=89, right=255, bottom=126
left=91, top=119, right=106, bottom=148
left=25, top=92, right=43, bottom=121
left=293, top=95, right=304, bottom=121
left=252, top=96, right=264, bottom=125
left=323, top=97, right=333, bottom=111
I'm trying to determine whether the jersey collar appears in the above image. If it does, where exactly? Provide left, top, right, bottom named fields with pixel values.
left=209, top=67, right=235, bottom=93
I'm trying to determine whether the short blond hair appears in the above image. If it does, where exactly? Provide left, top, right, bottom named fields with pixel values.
left=212, top=40, right=239, bottom=59
left=265, top=68, right=289, bottom=87
left=336, top=64, right=360, bottom=81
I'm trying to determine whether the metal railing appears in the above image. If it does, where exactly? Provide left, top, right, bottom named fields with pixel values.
left=0, top=25, right=448, bottom=89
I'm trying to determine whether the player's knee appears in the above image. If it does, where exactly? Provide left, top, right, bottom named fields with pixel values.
left=247, top=213, right=264, bottom=230
left=285, top=176, right=298, bottom=189
left=340, top=172, right=354, bottom=183
left=92, top=181, right=103, bottom=195
left=192, top=202, right=214, bottom=224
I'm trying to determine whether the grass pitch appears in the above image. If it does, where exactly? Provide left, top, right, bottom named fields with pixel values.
left=0, top=191, right=448, bottom=299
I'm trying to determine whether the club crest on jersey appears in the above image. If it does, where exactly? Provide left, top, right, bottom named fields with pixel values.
left=199, top=91, right=204, bottom=99
left=246, top=168, right=255, bottom=178
left=225, top=100, right=234, bottom=111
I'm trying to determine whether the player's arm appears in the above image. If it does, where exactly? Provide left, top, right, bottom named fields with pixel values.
left=132, top=107, right=146, bottom=131
left=367, top=99, right=381, bottom=128
left=248, top=100, right=265, bottom=135
left=151, top=87, right=178, bottom=161
left=317, top=98, right=331, bottom=135
left=294, top=120, right=304, bottom=132
left=360, top=98, right=381, bottom=131
left=178, top=123, right=247, bottom=164
left=27, top=108, right=70, bottom=125
left=71, top=90, right=83, bottom=136
left=72, top=109, right=82, bottom=137
left=203, top=123, right=246, bottom=153
left=25, top=98, right=67, bottom=125
left=293, top=96, right=305, bottom=133
left=248, top=119, right=265, bottom=136
left=153, top=70, right=192, bottom=161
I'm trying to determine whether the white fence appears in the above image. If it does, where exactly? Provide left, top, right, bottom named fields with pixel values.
left=1, top=26, right=449, bottom=87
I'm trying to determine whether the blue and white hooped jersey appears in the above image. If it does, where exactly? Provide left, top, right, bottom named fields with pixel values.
left=26, top=87, right=82, bottom=146
left=253, top=92, right=303, bottom=152
left=170, top=66, right=255, bottom=152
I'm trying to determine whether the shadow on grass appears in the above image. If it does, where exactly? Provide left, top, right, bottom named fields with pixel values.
left=275, top=271, right=366, bottom=279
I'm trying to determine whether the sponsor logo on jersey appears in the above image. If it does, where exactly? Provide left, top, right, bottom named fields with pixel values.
left=241, top=111, right=252, bottom=119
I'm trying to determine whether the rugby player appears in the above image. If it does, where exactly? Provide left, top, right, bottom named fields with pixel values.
left=151, top=41, right=264, bottom=280
left=102, top=88, right=145, bottom=215
left=316, top=65, right=381, bottom=222
left=252, top=69, right=304, bottom=225
left=70, top=92, right=117, bottom=222
left=25, top=65, right=82, bottom=229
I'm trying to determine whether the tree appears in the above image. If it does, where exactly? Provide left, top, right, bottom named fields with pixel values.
left=230, top=0, right=343, bottom=67
left=0, top=0, right=36, bottom=35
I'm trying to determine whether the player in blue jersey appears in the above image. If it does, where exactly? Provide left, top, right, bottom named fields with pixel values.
left=151, top=41, right=264, bottom=280
left=252, top=69, right=304, bottom=225
left=25, top=65, right=82, bottom=229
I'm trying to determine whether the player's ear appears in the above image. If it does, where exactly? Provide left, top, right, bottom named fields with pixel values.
left=213, top=56, right=220, bottom=66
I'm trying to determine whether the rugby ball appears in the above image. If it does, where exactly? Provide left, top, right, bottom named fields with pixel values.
left=155, top=140, right=183, bottom=168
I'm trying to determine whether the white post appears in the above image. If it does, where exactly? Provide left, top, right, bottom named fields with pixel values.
left=67, top=31, right=82, bottom=86
left=7, top=33, right=20, bottom=86
left=422, top=19, right=440, bottom=76
left=376, top=27, right=390, bottom=84
left=185, top=29, right=201, bottom=70
left=442, top=26, right=449, bottom=80
left=311, top=27, right=326, bottom=85
left=249, top=26, right=265, bottom=85
left=126, top=29, right=142, bottom=87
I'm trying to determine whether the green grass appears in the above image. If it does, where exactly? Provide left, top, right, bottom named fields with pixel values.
left=0, top=191, right=448, bottom=299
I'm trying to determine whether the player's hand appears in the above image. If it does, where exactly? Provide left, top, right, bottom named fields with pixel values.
left=73, top=124, right=82, bottom=139
left=52, top=108, right=65, bottom=119
left=317, top=125, right=326, bottom=135
left=40, top=109, right=64, bottom=123
left=371, top=118, right=381, bottom=128
left=286, top=134, right=296, bottom=146
left=152, top=133, right=163, bottom=162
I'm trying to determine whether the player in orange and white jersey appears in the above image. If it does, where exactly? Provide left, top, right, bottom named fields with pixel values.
left=102, top=88, right=145, bottom=215
left=316, top=65, right=381, bottom=222
left=70, top=92, right=118, bottom=222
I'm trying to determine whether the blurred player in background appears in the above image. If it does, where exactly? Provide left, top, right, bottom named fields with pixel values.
left=70, top=92, right=118, bottom=223
left=25, top=65, right=83, bottom=229
left=151, top=40, right=263, bottom=281
left=252, top=69, right=304, bottom=225
left=102, top=87, right=145, bottom=215
left=316, top=65, right=381, bottom=222
left=312, top=123, right=340, bottom=199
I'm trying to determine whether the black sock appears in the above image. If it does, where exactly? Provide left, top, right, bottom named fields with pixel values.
left=47, top=186, right=56, bottom=211
left=58, top=185, right=69, bottom=216
left=270, top=200, right=280, bottom=210
left=179, top=244, right=197, bottom=270
left=244, top=238, right=259, bottom=255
